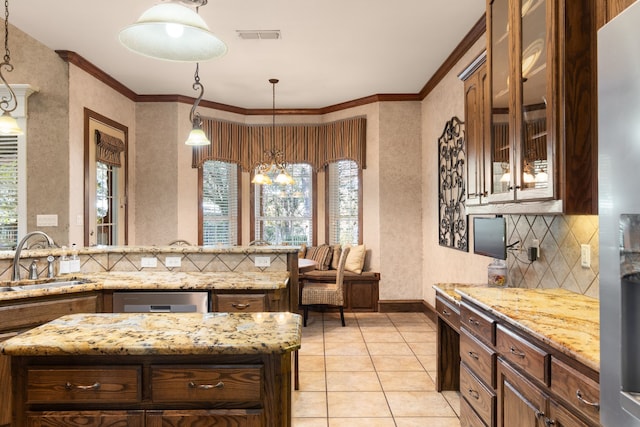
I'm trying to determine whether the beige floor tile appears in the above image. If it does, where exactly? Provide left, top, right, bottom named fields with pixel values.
left=408, top=341, right=438, bottom=356
left=292, top=418, right=329, bottom=427
left=394, top=417, right=461, bottom=427
left=366, top=341, right=413, bottom=356
left=299, top=341, right=325, bottom=356
left=323, top=330, right=364, bottom=343
left=324, top=341, right=369, bottom=356
left=361, top=330, right=405, bottom=343
left=377, top=370, right=435, bottom=391
left=385, top=391, right=457, bottom=417
left=293, top=391, right=328, bottom=418
left=395, top=322, right=435, bottom=332
left=301, top=328, right=325, bottom=343
left=355, top=312, right=391, bottom=322
left=441, top=390, right=461, bottom=416
left=299, top=355, right=326, bottom=372
left=401, top=331, right=434, bottom=343
left=329, top=418, right=396, bottom=427
left=387, top=312, right=429, bottom=323
left=325, top=355, right=374, bottom=372
left=327, top=391, right=392, bottom=417
left=371, top=355, right=424, bottom=371
left=418, top=354, right=437, bottom=371
left=298, top=371, right=326, bottom=391
left=326, top=371, right=382, bottom=391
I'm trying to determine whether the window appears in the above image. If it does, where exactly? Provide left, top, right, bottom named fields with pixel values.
left=327, top=160, right=360, bottom=245
left=0, top=135, right=19, bottom=249
left=254, top=163, right=313, bottom=245
left=96, top=161, right=117, bottom=245
left=202, top=160, right=238, bottom=245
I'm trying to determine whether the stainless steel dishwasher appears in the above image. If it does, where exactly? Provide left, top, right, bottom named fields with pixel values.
left=112, top=291, right=209, bottom=313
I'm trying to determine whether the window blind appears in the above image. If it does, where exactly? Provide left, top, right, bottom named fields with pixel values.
left=202, top=161, right=238, bottom=245
left=328, top=160, right=359, bottom=245
left=0, top=135, right=18, bottom=249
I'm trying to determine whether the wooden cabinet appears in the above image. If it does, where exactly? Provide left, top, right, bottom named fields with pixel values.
left=0, top=293, right=101, bottom=426
left=26, top=411, right=144, bottom=426
left=146, top=409, right=262, bottom=426
left=469, top=0, right=598, bottom=214
left=215, top=293, right=268, bottom=312
left=597, top=0, right=637, bottom=28
left=436, top=295, right=461, bottom=392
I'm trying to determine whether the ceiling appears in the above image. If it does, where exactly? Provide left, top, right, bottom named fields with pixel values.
left=10, top=1, right=485, bottom=110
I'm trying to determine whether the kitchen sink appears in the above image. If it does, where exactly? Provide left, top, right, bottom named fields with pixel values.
left=3, top=278, right=93, bottom=292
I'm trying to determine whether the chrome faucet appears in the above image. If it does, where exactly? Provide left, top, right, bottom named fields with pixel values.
left=12, top=231, right=56, bottom=282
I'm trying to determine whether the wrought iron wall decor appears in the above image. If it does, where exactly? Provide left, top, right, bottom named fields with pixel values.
left=438, top=116, right=468, bottom=252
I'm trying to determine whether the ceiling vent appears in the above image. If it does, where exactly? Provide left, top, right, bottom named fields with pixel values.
left=236, top=30, right=281, bottom=40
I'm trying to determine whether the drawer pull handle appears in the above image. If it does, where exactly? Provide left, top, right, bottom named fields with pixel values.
left=65, top=381, right=101, bottom=391
left=442, top=309, right=451, bottom=317
left=467, top=351, right=479, bottom=360
left=232, top=303, right=250, bottom=310
left=188, top=381, right=224, bottom=390
left=509, top=346, right=526, bottom=358
left=468, top=317, right=480, bottom=326
left=467, top=388, right=480, bottom=400
left=576, top=390, right=600, bottom=409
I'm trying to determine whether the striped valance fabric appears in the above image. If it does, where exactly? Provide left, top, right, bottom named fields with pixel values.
left=95, top=130, right=125, bottom=167
left=192, top=116, right=367, bottom=171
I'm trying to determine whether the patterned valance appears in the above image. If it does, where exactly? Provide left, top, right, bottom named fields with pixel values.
left=95, top=130, right=125, bottom=167
left=191, top=116, right=367, bottom=171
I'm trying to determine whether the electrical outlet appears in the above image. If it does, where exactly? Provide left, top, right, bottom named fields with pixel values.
left=254, top=256, right=271, bottom=267
left=141, top=257, right=157, bottom=268
left=165, top=256, right=181, bottom=267
left=581, top=244, right=591, bottom=268
left=532, top=239, right=540, bottom=258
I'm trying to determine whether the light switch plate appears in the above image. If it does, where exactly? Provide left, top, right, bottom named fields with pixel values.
left=165, top=256, right=181, bottom=267
left=581, top=244, right=591, bottom=268
left=255, top=256, right=271, bottom=267
left=141, top=257, right=157, bottom=268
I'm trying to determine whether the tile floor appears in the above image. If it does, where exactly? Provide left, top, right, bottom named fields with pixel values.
left=293, top=311, right=461, bottom=427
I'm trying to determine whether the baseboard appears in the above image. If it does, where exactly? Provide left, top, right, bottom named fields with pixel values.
left=378, top=299, right=437, bottom=322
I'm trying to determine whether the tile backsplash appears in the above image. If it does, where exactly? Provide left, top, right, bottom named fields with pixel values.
left=505, top=215, right=599, bottom=298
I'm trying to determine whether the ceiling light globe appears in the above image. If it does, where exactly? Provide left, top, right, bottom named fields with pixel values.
left=185, top=127, right=210, bottom=146
left=119, top=2, right=227, bottom=62
left=252, top=173, right=272, bottom=185
left=0, top=111, right=23, bottom=135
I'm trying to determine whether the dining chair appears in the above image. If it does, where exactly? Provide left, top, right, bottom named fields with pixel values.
left=301, top=246, right=350, bottom=327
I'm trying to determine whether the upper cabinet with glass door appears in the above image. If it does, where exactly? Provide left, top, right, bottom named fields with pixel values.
left=476, top=0, right=598, bottom=214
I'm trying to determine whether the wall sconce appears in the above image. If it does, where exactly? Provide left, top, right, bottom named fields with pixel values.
left=119, top=0, right=227, bottom=62
left=0, top=0, right=23, bottom=135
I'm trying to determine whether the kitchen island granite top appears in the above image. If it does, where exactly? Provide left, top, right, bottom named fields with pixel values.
left=457, top=287, right=599, bottom=372
left=0, top=311, right=302, bottom=356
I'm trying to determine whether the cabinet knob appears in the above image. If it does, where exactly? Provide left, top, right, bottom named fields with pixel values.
left=467, top=351, right=479, bottom=360
left=509, top=346, right=526, bottom=358
left=65, top=381, right=101, bottom=391
left=576, top=390, right=600, bottom=409
left=467, top=388, right=480, bottom=400
left=442, top=309, right=450, bottom=317
left=188, top=381, right=224, bottom=390
left=468, top=317, right=480, bottom=326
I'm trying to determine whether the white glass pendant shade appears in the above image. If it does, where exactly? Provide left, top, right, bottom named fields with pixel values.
left=0, top=111, right=23, bottom=135
left=185, top=127, right=210, bottom=146
left=119, top=2, right=227, bottom=62
left=252, top=172, right=272, bottom=185
left=275, top=171, right=295, bottom=185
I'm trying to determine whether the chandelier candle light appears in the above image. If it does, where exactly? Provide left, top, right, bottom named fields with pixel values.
left=252, top=79, right=295, bottom=185
left=0, top=0, right=22, bottom=135
left=119, top=0, right=227, bottom=62
left=184, top=63, right=210, bottom=146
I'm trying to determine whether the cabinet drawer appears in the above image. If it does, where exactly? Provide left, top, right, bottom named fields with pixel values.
left=216, top=294, right=266, bottom=312
left=460, top=327, right=496, bottom=388
left=460, top=362, right=495, bottom=426
left=146, top=409, right=263, bottom=427
left=436, top=296, right=460, bottom=331
left=496, top=325, right=549, bottom=385
left=27, top=367, right=141, bottom=403
left=151, top=365, right=262, bottom=402
left=460, top=302, right=496, bottom=345
left=0, top=295, right=99, bottom=332
left=460, top=396, right=488, bottom=427
left=550, top=357, right=600, bottom=424
left=26, top=410, right=144, bottom=426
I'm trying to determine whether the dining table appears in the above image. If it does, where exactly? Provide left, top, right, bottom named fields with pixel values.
left=298, top=258, right=318, bottom=273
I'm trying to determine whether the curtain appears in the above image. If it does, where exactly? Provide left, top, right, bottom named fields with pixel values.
left=95, top=130, right=125, bottom=167
left=192, top=116, right=367, bottom=171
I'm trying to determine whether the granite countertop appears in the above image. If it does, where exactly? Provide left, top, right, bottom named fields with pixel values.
left=0, top=312, right=302, bottom=356
left=0, top=271, right=290, bottom=301
left=433, top=283, right=488, bottom=304
left=457, top=287, right=599, bottom=372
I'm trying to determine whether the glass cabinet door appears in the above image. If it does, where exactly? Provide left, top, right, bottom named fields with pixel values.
left=517, top=0, right=553, bottom=200
left=487, top=0, right=513, bottom=202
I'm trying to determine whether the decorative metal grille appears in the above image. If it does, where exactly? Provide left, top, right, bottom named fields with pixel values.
left=438, top=116, right=468, bottom=252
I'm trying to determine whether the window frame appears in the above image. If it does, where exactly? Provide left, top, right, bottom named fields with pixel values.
left=198, top=161, right=242, bottom=246
left=0, top=134, right=22, bottom=249
left=325, top=160, right=363, bottom=245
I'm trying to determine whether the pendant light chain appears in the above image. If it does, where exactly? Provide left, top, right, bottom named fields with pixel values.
left=0, top=0, right=18, bottom=116
left=3, top=0, right=9, bottom=64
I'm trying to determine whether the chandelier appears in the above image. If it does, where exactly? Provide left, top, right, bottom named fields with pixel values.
left=184, top=63, right=210, bottom=146
left=0, top=0, right=22, bottom=135
left=252, top=79, right=294, bottom=185
left=119, top=0, right=227, bottom=62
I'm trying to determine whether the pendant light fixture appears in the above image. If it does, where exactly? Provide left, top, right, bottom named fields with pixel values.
left=119, top=0, right=227, bottom=62
left=252, top=79, right=295, bottom=186
left=0, top=0, right=23, bottom=135
left=185, top=63, right=210, bottom=146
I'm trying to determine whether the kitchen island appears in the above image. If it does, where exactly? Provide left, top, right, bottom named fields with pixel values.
left=1, top=311, right=302, bottom=427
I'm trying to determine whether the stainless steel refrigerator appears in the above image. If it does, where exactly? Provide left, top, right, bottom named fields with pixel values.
left=599, top=2, right=640, bottom=425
